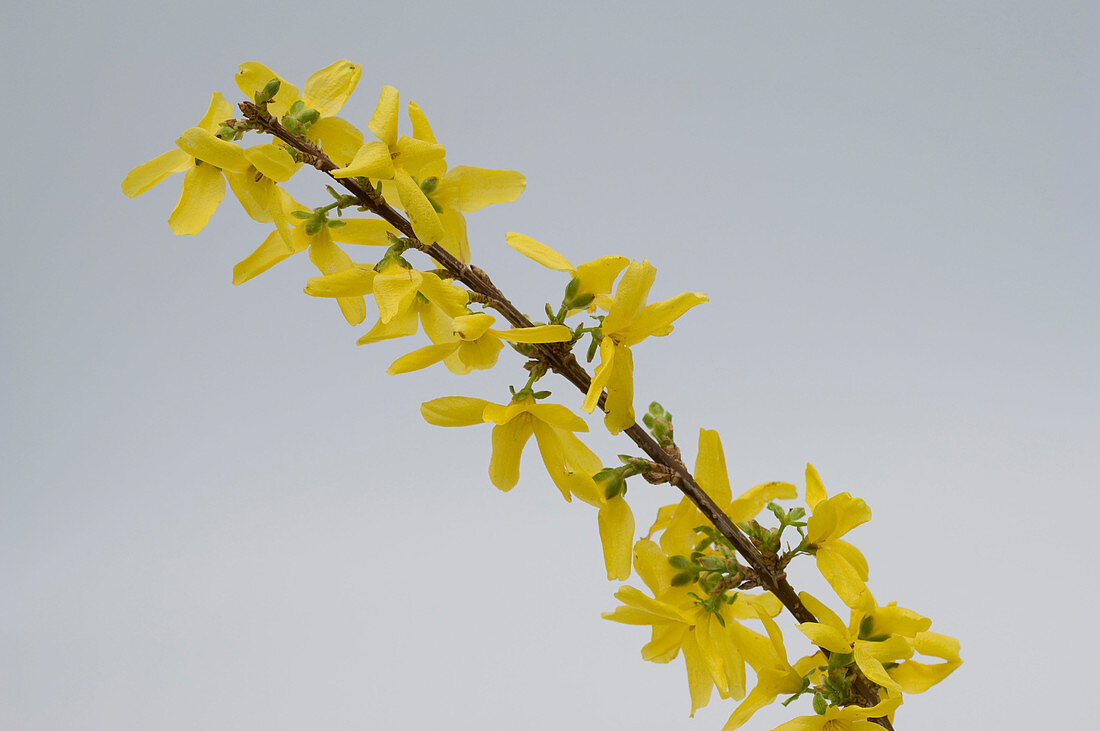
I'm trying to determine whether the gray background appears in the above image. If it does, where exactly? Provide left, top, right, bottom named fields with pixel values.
left=2, top=1, right=1096, bottom=728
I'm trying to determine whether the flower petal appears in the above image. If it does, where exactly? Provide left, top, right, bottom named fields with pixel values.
left=331, top=140, right=395, bottom=179
left=492, top=324, right=572, bottom=344
left=726, top=481, right=799, bottom=524
left=525, top=403, right=588, bottom=432
left=805, top=463, right=828, bottom=508
left=121, top=148, right=190, bottom=198
left=393, top=136, right=447, bottom=178
left=308, top=116, right=364, bottom=167
left=456, top=336, right=504, bottom=372
left=196, top=91, right=234, bottom=133
left=387, top=342, right=459, bottom=374
left=233, top=227, right=308, bottom=284
left=355, top=308, right=420, bottom=344
left=417, top=272, right=470, bottom=317
left=243, top=143, right=300, bottom=182
left=489, top=416, right=535, bottom=490
left=617, top=291, right=708, bottom=347
left=330, top=218, right=400, bottom=246
left=598, top=497, right=635, bottom=581
left=434, top=166, right=526, bottom=212
left=168, top=162, right=224, bottom=235
left=797, top=622, right=852, bottom=654
left=505, top=232, right=574, bottom=272
left=694, top=428, right=732, bottom=505
left=368, top=85, right=400, bottom=147
left=601, top=259, right=656, bottom=335
left=395, top=168, right=445, bottom=244
left=420, top=396, right=491, bottom=427
left=407, top=100, right=437, bottom=143
left=681, top=629, right=714, bottom=716
left=235, top=62, right=299, bottom=116
left=224, top=169, right=277, bottom=222
left=633, top=539, right=673, bottom=597
left=303, top=267, right=376, bottom=297
left=176, top=127, right=249, bottom=173
left=574, top=255, right=630, bottom=297
left=372, top=268, right=424, bottom=323
left=301, top=60, right=362, bottom=117
left=603, top=343, right=636, bottom=434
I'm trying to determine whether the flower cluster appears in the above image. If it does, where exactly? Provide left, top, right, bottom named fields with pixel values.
left=125, top=61, right=961, bottom=730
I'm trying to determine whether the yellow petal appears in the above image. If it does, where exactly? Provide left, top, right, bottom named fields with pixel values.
left=420, top=396, right=491, bottom=427
left=243, top=143, right=300, bottom=182
left=721, top=683, right=775, bottom=731
left=868, top=603, right=932, bottom=638
left=582, top=338, right=616, bottom=414
left=797, top=622, right=852, bottom=654
left=489, top=416, right=535, bottom=491
left=235, top=62, right=299, bottom=116
left=451, top=312, right=496, bottom=340
left=368, top=85, right=400, bottom=147
left=888, top=631, right=962, bottom=692
left=726, top=481, right=799, bottom=524
left=694, top=429, right=733, bottom=505
left=437, top=206, right=470, bottom=265
left=307, top=116, right=364, bottom=167
left=681, top=629, right=714, bottom=716
left=434, top=166, right=526, bottom=212
left=505, top=232, right=574, bottom=272
left=829, top=493, right=873, bottom=539
left=372, top=268, right=423, bottom=323
left=393, top=136, right=447, bottom=178
left=529, top=421, right=577, bottom=502
left=603, top=343, right=636, bottom=434
left=225, top=169, right=276, bottom=222
left=805, top=463, right=827, bottom=508
left=332, top=140, right=394, bottom=179
left=407, top=100, right=437, bottom=143
left=598, top=497, right=635, bottom=581
left=355, top=308, right=419, bottom=344
left=601, top=606, right=676, bottom=626
left=828, top=539, right=869, bottom=581
left=797, top=591, right=848, bottom=632
left=330, top=218, right=400, bottom=246
left=394, top=168, right=445, bottom=244
left=196, top=91, right=234, bottom=133
left=301, top=60, right=362, bottom=117
left=817, top=547, right=873, bottom=611
left=121, top=148, right=190, bottom=198
left=492, top=324, right=572, bottom=344
left=387, top=342, right=459, bottom=375
left=633, top=539, right=674, bottom=597
left=168, top=162, right=224, bottom=235
left=416, top=272, right=470, bottom=317
left=614, top=586, right=685, bottom=623
left=233, top=227, right=308, bottom=284
left=642, top=623, right=688, bottom=663
left=456, top=336, right=504, bottom=372
left=659, top=498, right=703, bottom=557
left=304, top=267, right=376, bottom=297
left=525, top=403, right=588, bottom=432
left=176, top=127, right=249, bottom=173
left=617, top=291, right=708, bottom=347
left=573, top=255, right=629, bottom=296
left=694, top=615, right=730, bottom=697
left=601, top=259, right=656, bottom=335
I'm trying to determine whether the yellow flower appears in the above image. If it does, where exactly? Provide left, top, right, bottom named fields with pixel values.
left=304, top=260, right=470, bottom=345
left=581, top=260, right=707, bottom=433
left=235, top=60, right=366, bottom=167
left=420, top=395, right=634, bottom=579
left=653, top=429, right=798, bottom=558
left=332, top=86, right=449, bottom=245
left=604, top=539, right=785, bottom=715
left=795, top=592, right=915, bottom=694
left=122, top=92, right=251, bottom=235
left=768, top=696, right=902, bottom=731
left=505, top=232, right=628, bottom=311
left=887, top=630, right=962, bottom=693
left=388, top=313, right=571, bottom=375
left=804, top=464, right=873, bottom=611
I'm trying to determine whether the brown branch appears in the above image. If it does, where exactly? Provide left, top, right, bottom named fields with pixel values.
left=238, top=102, right=893, bottom=726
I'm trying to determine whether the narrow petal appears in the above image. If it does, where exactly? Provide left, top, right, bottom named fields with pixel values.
left=196, top=91, right=234, bottom=133
left=372, top=268, right=424, bottom=323
left=233, top=227, right=307, bottom=284
left=642, top=623, right=688, bottom=663
left=805, top=463, right=828, bottom=508
left=797, top=622, right=852, bottom=654
left=601, top=259, right=656, bottom=335
left=681, top=630, right=714, bottom=716
left=387, top=342, right=459, bottom=374
left=168, top=163, right=224, bottom=235
left=603, top=344, right=636, bottom=434
left=721, top=683, right=775, bottom=731
left=393, top=136, right=447, bottom=178
left=225, top=169, right=276, bottom=222
left=817, top=548, right=872, bottom=611
left=355, top=308, right=419, bottom=344
left=530, top=422, right=576, bottom=502
left=407, top=100, right=437, bottom=143
left=244, top=143, right=300, bottom=182
left=614, top=586, right=685, bottom=623
left=695, top=614, right=730, bottom=696
left=598, top=497, right=635, bottom=580
left=492, top=324, right=572, bottom=344
left=489, top=417, right=535, bottom=491
left=437, top=206, right=471, bottom=264
left=121, top=148, right=190, bottom=197
left=308, top=116, right=364, bottom=167
left=395, top=168, right=445, bottom=244
left=301, top=60, right=362, bottom=117
left=694, top=429, right=733, bottom=505
left=726, top=481, right=799, bottom=524
left=617, top=291, right=708, bottom=347
left=659, top=498, right=703, bottom=557
left=330, top=218, right=400, bottom=246
left=368, top=85, right=400, bottom=147
left=332, top=140, right=394, bottom=179
left=420, top=396, right=491, bottom=427
left=304, top=267, right=376, bottom=297
left=176, top=127, right=249, bottom=173
left=601, top=606, right=675, bottom=625
left=435, top=166, right=526, bottom=212
left=632, top=539, right=673, bottom=596
left=505, top=232, right=574, bottom=272
left=306, top=233, right=353, bottom=276
left=525, top=403, right=588, bottom=433
left=582, top=338, right=615, bottom=414
left=573, top=255, right=630, bottom=296
left=456, top=336, right=504, bottom=372
left=235, top=62, right=299, bottom=116
left=417, top=272, right=470, bottom=317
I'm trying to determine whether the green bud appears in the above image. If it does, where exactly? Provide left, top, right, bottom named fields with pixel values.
left=812, top=694, right=827, bottom=715
left=419, top=176, right=439, bottom=195
left=668, top=555, right=691, bottom=570
left=532, top=390, right=551, bottom=400
left=642, top=413, right=655, bottom=429
left=670, top=572, right=694, bottom=587
left=304, top=220, right=323, bottom=235
left=290, top=210, right=313, bottom=220
left=259, top=78, right=281, bottom=103
left=648, top=401, right=665, bottom=417
left=288, top=100, right=305, bottom=117
left=858, top=615, right=875, bottom=640
left=326, top=220, right=346, bottom=228
left=299, top=108, right=320, bottom=125
left=563, top=277, right=581, bottom=301
left=699, top=556, right=725, bottom=571
left=568, top=292, right=595, bottom=309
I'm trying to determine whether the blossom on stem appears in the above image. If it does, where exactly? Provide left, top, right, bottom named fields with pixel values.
left=506, top=232, right=628, bottom=311
left=420, top=395, right=634, bottom=579
left=581, top=260, right=707, bottom=433
left=804, top=464, right=873, bottom=611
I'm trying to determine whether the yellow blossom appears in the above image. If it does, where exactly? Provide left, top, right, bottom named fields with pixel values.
left=420, top=395, right=634, bottom=579
left=768, top=696, right=902, bottom=731
left=581, top=260, right=707, bottom=433
left=388, top=312, right=570, bottom=375
left=505, top=232, right=628, bottom=311
left=804, top=464, right=874, bottom=611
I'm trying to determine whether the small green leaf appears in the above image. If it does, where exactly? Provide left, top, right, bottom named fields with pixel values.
left=670, top=572, right=694, bottom=587
left=812, top=694, right=827, bottom=715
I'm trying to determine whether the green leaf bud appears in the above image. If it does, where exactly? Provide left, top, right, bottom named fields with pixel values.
left=812, top=695, right=827, bottom=715
left=258, top=78, right=281, bottom=103
left=668, top=555, right=691, bottom=570
left=563, top=277, right=581, bottom=301
left=670, top=572, right=694, bottom=587
left=419, top=176, right=439, bottom=195
left=304, top=220, right=322, bottom=235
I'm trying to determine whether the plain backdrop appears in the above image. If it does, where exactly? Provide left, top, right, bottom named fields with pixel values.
left=2, top=1, right=1097, bottom=729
